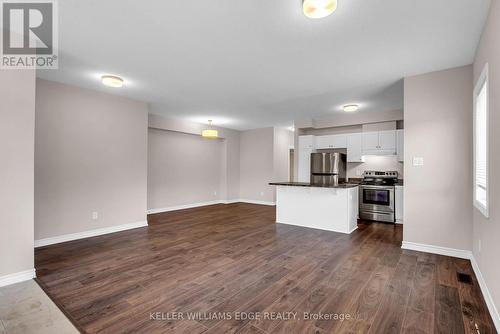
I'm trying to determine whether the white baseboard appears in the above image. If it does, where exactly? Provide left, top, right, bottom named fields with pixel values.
left=0, top=269, right=36, bottom=287
left=276, top=221, right=354, bottom=234
left=236, top=199, right=276, bottom=206
left=147, top=199, right=276, bottom=215
left=34, top=221, right=148, bottom=248
left=147, top=201, right=223, bottom=214
left=470, top=256, right=500, bottom=332
left=401, top=241, right=472, bottom=260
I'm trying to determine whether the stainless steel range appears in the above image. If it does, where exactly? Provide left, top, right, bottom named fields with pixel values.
left=359, top=171, right=398, bottom=223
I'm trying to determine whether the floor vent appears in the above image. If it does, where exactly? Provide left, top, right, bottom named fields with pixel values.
left=457, top=272, right=473, bottom=284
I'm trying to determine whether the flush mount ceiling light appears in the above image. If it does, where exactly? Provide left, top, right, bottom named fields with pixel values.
left=202, top=120, right=219, bottom=139
left=303, top=0, right=337, bottom=19
left=343, top=104, right=359, bottom=112
left=101, top=75, right=124, bottom=88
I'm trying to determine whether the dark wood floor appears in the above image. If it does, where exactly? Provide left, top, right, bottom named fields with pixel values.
left=35, top=203, right=496, bottom=334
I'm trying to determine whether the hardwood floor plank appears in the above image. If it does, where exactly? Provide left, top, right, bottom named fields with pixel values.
left=401, top=261, right=436, bottom=334
left=33, top=203, right=496, bottom=334
left=367, top=254, right=418, bottom=334
left=435, top=284, right=466, bottom=334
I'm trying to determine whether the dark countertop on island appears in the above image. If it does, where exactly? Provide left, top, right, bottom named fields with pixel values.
left=269, top=182, right=359, bottom=189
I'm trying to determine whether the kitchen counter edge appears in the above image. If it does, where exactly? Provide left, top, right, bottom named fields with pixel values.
left=269, top=182, right=359, bottom=189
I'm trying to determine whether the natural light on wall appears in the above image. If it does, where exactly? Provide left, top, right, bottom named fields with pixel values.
left=474, top=64, right=489, bottom=218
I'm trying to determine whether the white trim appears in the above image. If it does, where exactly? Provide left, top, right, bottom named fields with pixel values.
left=277, top=221, right=357, bottom=234
left=401, top=241, right=472, bottom=259
left=473, top=63, right=490, bottom=218
left=34, top=221, right=148, bottom=248
left=147, top=200, right=223, bottom=214
left=147, top=199, right=276, bottom=215
left=236, top=199, right=276, bottom=206
left=0, top=269, right=36, bottom=287
left=470, top=256, right=500, bottom=332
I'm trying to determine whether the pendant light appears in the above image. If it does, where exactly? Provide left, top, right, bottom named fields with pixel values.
left=202, top=120, right=219, bottom=139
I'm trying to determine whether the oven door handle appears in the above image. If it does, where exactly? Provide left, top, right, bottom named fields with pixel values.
left=360, top=186, right=394, bottom=191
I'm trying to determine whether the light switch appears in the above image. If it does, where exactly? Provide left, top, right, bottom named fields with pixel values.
left=412, top=157, right=424, bottom=166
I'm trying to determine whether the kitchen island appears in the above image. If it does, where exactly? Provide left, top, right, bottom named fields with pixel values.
left=269, top=182, right=359, bottom=234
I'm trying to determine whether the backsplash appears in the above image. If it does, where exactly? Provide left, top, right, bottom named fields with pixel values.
left=347, top=155, right=404, bottom=179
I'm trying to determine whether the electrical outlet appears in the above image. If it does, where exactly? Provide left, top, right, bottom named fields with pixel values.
left=260, top=192, right=264, bottom=197
left=413, top=157, right=424, bottom=166
left=214, top=191, right=217, bottom=196
left=92, top=211, right=98, bottom=220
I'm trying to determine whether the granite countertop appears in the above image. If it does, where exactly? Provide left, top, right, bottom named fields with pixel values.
left=270, top=179, right=403, bottom=188
left=269, top=182, right=359, bottom=189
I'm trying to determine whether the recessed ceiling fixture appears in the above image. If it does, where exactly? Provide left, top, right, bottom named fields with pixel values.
left=343, top=104, right=359, bottom=112
left=303, top=0, right=337, bottom=19
left=202, top=120, right=219, bottom=139
left=101, top=75, right=124, bottom=88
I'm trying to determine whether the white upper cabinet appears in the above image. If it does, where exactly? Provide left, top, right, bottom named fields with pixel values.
left=333, top=135, right=347, bottom=148
left=298, top=135, right=315, bottom=149
left=346, top=133, right=365, bottom=163
left=362, top=130, right=396, bottom=155
left=315, top=134, right=347, bottom=149
left=378, top=131, right=396, bottom=151
left=315, top=135, right=333, bottom=149
left=362, top=132, right=380, bottom=151
left=396, top=129, right=404, bottom=162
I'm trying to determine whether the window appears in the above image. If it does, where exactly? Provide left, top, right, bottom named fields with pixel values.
left=474, top=64, right=489, bottom=218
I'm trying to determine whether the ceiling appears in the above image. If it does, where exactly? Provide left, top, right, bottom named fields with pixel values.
left=38, top=0, right=491, bottom=130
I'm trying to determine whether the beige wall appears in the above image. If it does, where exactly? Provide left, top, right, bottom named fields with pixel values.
left=148, top=129, right=224, bottom=209
left=148, top=114, right=240, bottom=200
left=0, top=70, right=36, bottom=277
left=35, top=79, right=148, bottom=240
left=239, top=128, right=275, bottom=202
left=403, top=66, right=473, bottom=251
left=473, top=0, right=500, bottom=324
left=148, top=117, right=290, bottom=204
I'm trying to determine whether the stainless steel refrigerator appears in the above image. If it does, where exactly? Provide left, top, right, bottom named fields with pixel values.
left=310, top=152, right=347, bottom=185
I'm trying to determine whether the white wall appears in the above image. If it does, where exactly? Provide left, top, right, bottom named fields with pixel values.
left=403, top=65, right=473, bottom=251
left=148, top=129, right=224, bottom=209
left=35, top=79, right=148, bottom=240
left=473, top=0, right=500, bottom=327
left=347, top=156, right=403, bottom=179
left=273, top=128, right=295, bottom=184
left=0, top=70, right=35, bottom=280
